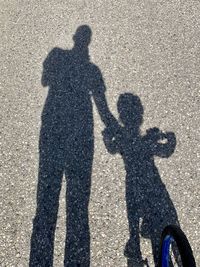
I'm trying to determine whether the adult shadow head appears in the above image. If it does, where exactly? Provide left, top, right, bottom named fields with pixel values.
left=30, top=25, right=112, bottom=267
left=103, top=93, right=179, bottom=266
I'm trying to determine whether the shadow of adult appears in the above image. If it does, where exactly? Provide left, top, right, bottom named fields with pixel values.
left=30, top=25, right=116, bottom=267
left=103, top=93, right=179, bottom=267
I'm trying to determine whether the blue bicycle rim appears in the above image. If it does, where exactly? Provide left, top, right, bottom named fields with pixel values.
left=162, top=235, right=174, bottom=267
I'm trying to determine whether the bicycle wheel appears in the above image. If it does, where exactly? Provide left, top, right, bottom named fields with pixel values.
left=158, top=225, right=196, bottom=267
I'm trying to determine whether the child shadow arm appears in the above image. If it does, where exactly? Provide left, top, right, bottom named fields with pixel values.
left=102, top=128, right=120, bottom=154
left=153, top=132, right=176, bottom=158
left=145, top=128, right=176, bottom=158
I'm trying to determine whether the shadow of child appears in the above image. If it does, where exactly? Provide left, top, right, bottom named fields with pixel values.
left=102, top=93, right=179, bottom=267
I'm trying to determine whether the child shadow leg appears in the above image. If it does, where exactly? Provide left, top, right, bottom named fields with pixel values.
left=125, top=207, right=144, bottom=266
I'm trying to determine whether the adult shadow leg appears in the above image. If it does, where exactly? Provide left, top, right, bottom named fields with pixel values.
left=64, top=146, right=92, bottom=267
left=29, top=154, right=64, bottom=267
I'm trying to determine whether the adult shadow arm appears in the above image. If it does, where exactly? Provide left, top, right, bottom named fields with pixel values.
left=91, top=65, right=118, bottom=128
left=41, top=47, right=62, bottom=87
left=93, top=90, right=118, bottom=128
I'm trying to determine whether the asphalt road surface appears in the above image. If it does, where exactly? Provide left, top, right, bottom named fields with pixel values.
left=1, top=0, right=199, bottom=266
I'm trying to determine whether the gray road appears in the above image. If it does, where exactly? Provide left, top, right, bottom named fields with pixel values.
left=0, top=0, right=200, bottom=266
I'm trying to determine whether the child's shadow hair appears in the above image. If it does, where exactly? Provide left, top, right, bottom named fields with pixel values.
left=103, top=93, right=179, bottom=266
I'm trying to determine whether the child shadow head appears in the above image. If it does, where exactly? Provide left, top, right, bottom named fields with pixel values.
left=117, top=93, right=144, bottom=129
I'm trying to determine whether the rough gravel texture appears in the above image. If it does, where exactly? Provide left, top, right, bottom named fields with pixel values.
left=0, top=0, right=199, bottom=266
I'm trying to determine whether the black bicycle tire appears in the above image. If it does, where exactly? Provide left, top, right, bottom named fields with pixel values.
left=157, top=225, right=196, bottom=267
